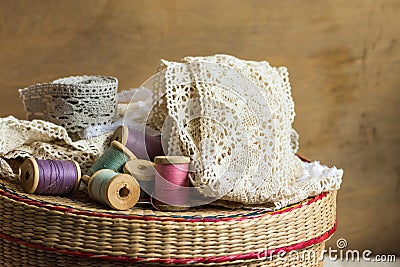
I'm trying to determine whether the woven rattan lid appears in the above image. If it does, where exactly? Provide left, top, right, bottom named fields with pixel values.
left=0, top=177, right=336, bottom=266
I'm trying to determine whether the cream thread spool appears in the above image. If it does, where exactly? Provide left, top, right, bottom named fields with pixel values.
left=87, top=169, right=140, bottom=210
left=82, top=140, right=137, bottom=182
left=19, top=158, right=81, bottom=195
left=123, top=159, right=155, bottom=203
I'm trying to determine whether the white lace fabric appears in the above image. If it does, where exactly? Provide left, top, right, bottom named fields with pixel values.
left=19, top=75, right=118, bottom=135
left=148, top=54, right=343, bottom=207
left=81, top=88, right=157, bottom=139
left=0, top=89, right=157, bottom=181
left=0, top=116, right=110, bottom=179
left=0, top=55, right=343, bottom=209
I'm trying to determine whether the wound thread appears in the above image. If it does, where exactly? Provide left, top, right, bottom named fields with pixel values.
left=111, top=126, right=163, bottom=161
left=88, top=169, right=140, bottom=211
left=19, top=158, right=81, bottom=195
left=87, top=141, right=136, bottom=176
left=153, top=156, right=191, bottom=211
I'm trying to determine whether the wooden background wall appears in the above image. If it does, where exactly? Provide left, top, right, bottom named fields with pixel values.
left=0, top=0, right=399, bottom=254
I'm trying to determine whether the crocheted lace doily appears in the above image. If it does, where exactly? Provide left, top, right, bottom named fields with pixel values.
left=1, top=56, right=342, bottom=208
left=147, top=54, right=342, bottom=207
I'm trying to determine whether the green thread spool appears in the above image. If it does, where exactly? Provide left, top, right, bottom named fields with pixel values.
left=88, top=169, right=140, bottom=210
left=82, top=141, right=137, bottom=182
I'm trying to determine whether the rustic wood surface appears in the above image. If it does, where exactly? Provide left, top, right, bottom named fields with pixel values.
left=0, top=0, right=399, bottom=255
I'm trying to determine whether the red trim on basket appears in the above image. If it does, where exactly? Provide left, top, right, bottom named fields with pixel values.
left=0, top=221, right=336, bottom=264
left=0, top=186, right=328, bottom=222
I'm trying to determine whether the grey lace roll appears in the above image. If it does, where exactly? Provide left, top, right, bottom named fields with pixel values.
left=19, top=75, right=118, bottom=135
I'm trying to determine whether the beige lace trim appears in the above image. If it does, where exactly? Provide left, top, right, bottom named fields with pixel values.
left=0, top=116, right=110, bottom=179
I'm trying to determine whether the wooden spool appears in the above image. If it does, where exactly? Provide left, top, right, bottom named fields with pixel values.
left=19, top=158, right=81, bottom=194
left=87, top=169, right=140, bottom=211
left=124, top=159, right=155, bottom=203
left=110, top=125, right=130, bottom=146
left=110, top=125, right=163, bottom=161
left=153, top=156, right=191, bottom=211
left=81, top=140, right=137, bottom=184
left=110, top=140, right=137, bottom=160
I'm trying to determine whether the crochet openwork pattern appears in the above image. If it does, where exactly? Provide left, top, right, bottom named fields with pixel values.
left=19, top=75, right=118, bottom=135
left=0, top=116, right=109, bottom=179
left=147, top=55, right=342, bottom=207
left=0, top=57, right=342, bottom=208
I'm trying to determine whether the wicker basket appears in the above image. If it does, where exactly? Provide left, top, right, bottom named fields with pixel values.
left=0, top=178, right=336, bottom=266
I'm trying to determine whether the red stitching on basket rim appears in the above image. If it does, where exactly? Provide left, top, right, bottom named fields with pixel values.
left=0, top=221, right=336, bottom=264
left=0, top=155, right=326, bottom=222
left=0, top=187, right=328, bottom=222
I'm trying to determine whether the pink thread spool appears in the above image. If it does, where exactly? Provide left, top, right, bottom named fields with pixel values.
left=111, top=125, right=163, bottom=161
left=153, top=156, right=191, bottom=211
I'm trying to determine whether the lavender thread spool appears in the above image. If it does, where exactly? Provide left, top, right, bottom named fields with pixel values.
left=153, top=156, right=191, bottom=211
left=87, top=169, right=140, bottom=210
left=111, top=126, right=163, bottom=161
left=19, top=158, right=81, bottom=195
left=123, top=159, right=155, bottom=204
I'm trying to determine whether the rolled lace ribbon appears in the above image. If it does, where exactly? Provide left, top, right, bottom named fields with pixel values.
left=19, top=75, right=118, bottom=135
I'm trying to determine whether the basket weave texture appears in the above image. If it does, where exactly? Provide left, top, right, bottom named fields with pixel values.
left=0, top=178, right=336, bottom=266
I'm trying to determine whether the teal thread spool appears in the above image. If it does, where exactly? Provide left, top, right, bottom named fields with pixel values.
left=82, top=141, right=136, bottom=182
left=88, top=169, right=140, bottom=210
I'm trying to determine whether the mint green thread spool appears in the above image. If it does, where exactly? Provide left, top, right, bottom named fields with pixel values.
left=82, top=141, right=137, bottom=183
left=88, top=169, right=140, bottom=210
